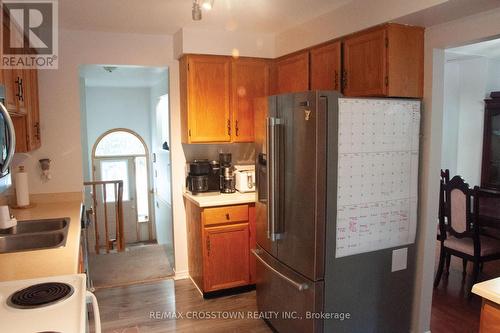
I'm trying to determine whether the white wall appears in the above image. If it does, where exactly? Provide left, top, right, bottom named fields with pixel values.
left=441, top=56, right=500, bottom=186
left=84, top=86, right=152, bottom=169
left=149, top=75, right=174, bottom=250
left=173, top=27, right=275, bottom=59
left=19, top=29, right=189, bottom=278
left=275, top=0, right=447, bottom=56
left=415, top=7, right=500, bottom=333
left=441, top=61, right=459, bottom=176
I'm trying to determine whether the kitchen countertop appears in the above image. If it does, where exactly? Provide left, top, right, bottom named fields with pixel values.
left=183, top=191, right=256, bottom=207
left=472, top=277, right=500, bottom=304
left=0, top=200, right=83, bottom=282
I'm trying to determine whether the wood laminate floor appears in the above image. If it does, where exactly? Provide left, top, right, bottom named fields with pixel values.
left=431, top=243, right=500, bottom=333
left=92, top=278, right=272, bottom=333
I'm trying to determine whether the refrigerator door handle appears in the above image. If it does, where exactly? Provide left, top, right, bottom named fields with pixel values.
left=266, top=117, right=274, bottom=240
left=252, top=248, right=309, bottom=291
left=267, top=117, right=283, bottom=241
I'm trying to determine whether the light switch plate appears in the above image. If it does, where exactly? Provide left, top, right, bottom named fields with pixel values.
left=392, top=247, right=408, bottom=272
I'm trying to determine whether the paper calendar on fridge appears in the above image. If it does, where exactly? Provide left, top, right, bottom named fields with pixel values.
left=335, top=98, right=420, bottom=258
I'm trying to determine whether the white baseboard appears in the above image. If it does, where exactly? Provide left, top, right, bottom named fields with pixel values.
left=173, top=269, right=189, bottom=280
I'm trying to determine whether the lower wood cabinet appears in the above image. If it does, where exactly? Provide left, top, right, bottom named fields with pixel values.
left=479, top=300, right=500, bottom=333
left=186, top=200, right=256, bottom=294
left=203, top=223, right=249, bottom=292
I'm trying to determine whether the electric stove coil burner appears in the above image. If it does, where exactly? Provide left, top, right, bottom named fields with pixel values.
left=7, top=282, right=74, bottom=309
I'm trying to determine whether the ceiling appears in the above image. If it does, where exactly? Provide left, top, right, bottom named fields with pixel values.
left=446, top=38, right=500, bottom=61
left=59, top=0, right=352, bottom=35
left=80, top=65, right=168, bottom=87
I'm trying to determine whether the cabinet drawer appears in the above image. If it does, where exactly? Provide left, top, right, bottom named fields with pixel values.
left=203, top=204, right=249, bottom=226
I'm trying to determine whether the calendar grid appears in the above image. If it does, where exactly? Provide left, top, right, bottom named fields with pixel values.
left=335, top=98, right=420, bottom=258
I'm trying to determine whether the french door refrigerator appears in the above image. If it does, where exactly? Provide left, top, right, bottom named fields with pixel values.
left=253, top=91, right=421, bottom=333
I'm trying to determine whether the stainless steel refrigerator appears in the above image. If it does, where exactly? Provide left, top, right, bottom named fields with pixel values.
left=253, top=91, right=420, bottom=333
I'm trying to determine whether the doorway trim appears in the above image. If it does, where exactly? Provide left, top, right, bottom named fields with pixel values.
left=91, top=128, right=154, bottom=242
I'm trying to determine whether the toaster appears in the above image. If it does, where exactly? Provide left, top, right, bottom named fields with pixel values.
left=234, top=165, right=255, bottom=193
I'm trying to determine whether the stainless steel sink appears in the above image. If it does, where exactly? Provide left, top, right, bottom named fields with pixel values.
left=0, top=218, right=70, bottom=254
left=0, top=218, right=68, bottom=235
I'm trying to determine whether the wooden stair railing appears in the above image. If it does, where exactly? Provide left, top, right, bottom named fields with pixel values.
left=84, top=180, right=124, bottom=254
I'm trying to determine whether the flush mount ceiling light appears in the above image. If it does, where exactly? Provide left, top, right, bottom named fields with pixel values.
left=192, top=0, right=214, bottom=21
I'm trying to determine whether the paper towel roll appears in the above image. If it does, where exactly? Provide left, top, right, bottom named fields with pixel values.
left=15, top=167, right=30, bottom=207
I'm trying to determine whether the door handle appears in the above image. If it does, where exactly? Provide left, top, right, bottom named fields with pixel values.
left=251, top=249, right=309, bottom=291
left=266, top=117, right=283, bottom=241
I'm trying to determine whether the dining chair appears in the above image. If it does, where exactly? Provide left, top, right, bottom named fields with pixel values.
left=434, top=176, right=500, bottom=295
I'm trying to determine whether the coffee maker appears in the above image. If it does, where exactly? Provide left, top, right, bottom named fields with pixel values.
left=186, top=160, right=209, bottom=194
left=187, top=160, right=220, bottom=194
left=219, top=153, right=236, bottom=193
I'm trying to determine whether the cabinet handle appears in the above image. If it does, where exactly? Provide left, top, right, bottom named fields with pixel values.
left=227, top=119, right=231, bottom=136
left=225, top=213, right=230, bottom=220
left=15, top=77, right=23, bottom=101
left=341, top=71, right=347, bottom=91
left=34, top=122, right=40, bottom=140
left=206, top=236, right=211, bottom=256
left=334, top=71, right=339, bottom=90
left=235, top=120, right=239, bottom=137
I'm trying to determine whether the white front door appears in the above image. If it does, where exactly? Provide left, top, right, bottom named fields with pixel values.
left=95, top=157, right=140, bottom=245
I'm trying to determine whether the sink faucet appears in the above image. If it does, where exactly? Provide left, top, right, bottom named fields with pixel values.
left=0, top=205, right=16, bottom=230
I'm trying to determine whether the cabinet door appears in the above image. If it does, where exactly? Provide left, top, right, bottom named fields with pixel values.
left=1, top=69, right=18, bottom=111
left=26, top=69, right=41, bottom=150
left=203, top=223, right=250, bottom=292
left=310, top=41, right=341, bottom=91
left=186, top=55, right=231, bottom=143
left=343, top=27, right=387, bottom=96
left=14, top=69, right=27, bottom=115
left=231, top=58, right=269, bottom=142
left=274, top=51, right=309, bottom=94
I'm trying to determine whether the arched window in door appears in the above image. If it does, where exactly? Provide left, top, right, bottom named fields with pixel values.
left=92, top=129, right=150, bottom=223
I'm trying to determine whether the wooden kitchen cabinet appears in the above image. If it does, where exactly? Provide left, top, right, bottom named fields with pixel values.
left=310, top=41, right=341, bottom=91
left=180, top=54, right=269, bottom=143
left=12, top=69, right=41, bottom=152
left=186, top=200, right=256, bottom=294
left=272, top=51, right=309, bottom=95
left=1, top=69, right=18, bottom=111
left=180, top=55, right=232, bottom=143
left=203, top=223, right=250, bottom=292
left=343, top=23, right=424, bottom=98
left=231, top=58, right=269, bottom=142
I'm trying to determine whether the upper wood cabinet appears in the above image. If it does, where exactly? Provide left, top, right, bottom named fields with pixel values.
left=180, top=55, right=231, bottom=143
left=231, top=58, right=269, bottom=142
left=10, top=69, right=41, bottom=152
left=310, top=41, right=341, bottom=91
left=180, top=54, right=269, bottom=144
left=343, top=23, right=424, bottom=98
left=1, top=69, right=17, bottom=111
left=272, top=51, right=309, bottom=95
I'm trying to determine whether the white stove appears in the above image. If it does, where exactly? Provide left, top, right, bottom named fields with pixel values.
left=0, top=274, right=100, bottom=333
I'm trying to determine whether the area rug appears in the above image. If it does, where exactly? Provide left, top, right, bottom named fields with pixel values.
left=89, top=244, right=174, bottom=288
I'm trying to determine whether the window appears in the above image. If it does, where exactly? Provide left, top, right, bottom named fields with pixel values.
left=95, top=131, right=146, bottom=157
left=93, top=129, right=150, bottom=223
left=100, top=160, right=130, bottom=202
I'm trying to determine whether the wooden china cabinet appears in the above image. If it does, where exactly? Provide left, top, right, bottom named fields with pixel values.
left=481, top=92, right=500, bottom=190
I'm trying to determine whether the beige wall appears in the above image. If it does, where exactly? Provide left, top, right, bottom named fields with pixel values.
left=415, top=7, right=500, bottom=333
left=19, top=29, right=190, bottom=277
left=174, top=27, right=275, bottom=59
left=275, top=0, right=447, bottom=56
